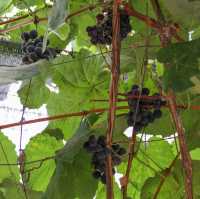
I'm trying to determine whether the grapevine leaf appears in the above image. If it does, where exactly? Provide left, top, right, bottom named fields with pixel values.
left=0, top=132, right=19, bottom=183
left=42, top=115, right=99, bottom=199
left=190, top=148, right=200, bottom=160
left=0, top=0, right=12, bottom=14
left=24, top=134, right=64, bottom=192
left=0, top=179, right=42, bottom=199
left=141, top=173, right=183, bottom=199
left=145, top=137, right=175, bottom=170
left=159, top=0, right=200, bottom=30
left=48, top=0, right=68, bottom=31
left=18, top=76, right=50, bottom=109
left=171, top=160, right=200, bottom=198
left=157, top=39, right=200, bottom=92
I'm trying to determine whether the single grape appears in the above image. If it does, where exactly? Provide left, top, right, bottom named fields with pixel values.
left=22, top=56, right=30, bottom=64
left=36, top=42, right=43, bottom=48
left=112, top=144, right=120, bottom=152
left=131, top=84, right=139, bottom=91
left=83, top=141, right=90, bottom=150
left=29, top=30, right=38, bottom=39
left=95, top=163, right=106, bottom=172
left=92, top=170, right=101, bottom=179
left=153, top=109, right=162, bottom=119
left=90, top=38, right=98, bottom=45
left=96, top=14, right=104, bottom=21
left=112, top=155, right=121, bottom=166
left=97, top=136, right=106, bottom=147
left=117, top=147, right=126, bottom=156
left=35, top=47, right=43, bottom=57
left=27, top=45, right=35, bottom=53
left=89, top=135, right=96, bottom=143
left=21, top=32, right=29, bottom=41
left=29, top=52, right=38, bottom=62
left=142, top=88, right=150, bottom=96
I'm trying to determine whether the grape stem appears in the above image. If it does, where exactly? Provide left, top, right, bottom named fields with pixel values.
left=150, top=0, right=193, bottom=196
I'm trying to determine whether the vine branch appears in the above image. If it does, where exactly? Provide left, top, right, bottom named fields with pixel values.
left=105, top=1, right=121, bottom=198
left=168, top=91, right=193, bottom=199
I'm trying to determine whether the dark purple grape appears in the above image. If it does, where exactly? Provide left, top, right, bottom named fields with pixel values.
left=22, top=56, right=30, bottom=64
left=29, top=52, right=38, bottom=62
left=86, top=26, right=94, bottom=32
left=96, top=14, right=104, bottom=21
left=142, top=88, right=150, bottom=96
left=92, top=170, right=101, bottom=179
left=21, top=32, right=30, bottom=41
left=89, top=135, right=96, bottom=143
left=153, top=109, right=162, bottom=119
left=83, top=141, right=90, bottom=149
left=117, top=147, right=126, bottom=156
left=29, top=30, right=38, bottom=39
left=95, top=163, right=106, bottom=172
left=90, top=38, right=98, bottom=45
left=161, top=100, right=167, bottom=106
left=112, top=144, right=120, bottom=152
left=112, top=155, right=121, bottom=166
left=131, top=84, right=139, bottom=91
left=97, top=136, right=106, bottom=147
left=36, top=42, right=43, bottom=48
left=27, top=45, right=35, bottom=53
left=35, top=47, right=43, bottom=57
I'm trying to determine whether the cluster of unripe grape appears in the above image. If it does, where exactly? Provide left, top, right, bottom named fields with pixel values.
left=83, top=135, right=126, bottom=184
left=127, top=85, right=167, bottom=131
left=21, top=30, right=58, bottom=64
left=86, top=9, right=131, bottom=45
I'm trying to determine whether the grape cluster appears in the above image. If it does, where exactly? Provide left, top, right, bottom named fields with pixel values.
left=86, top=9, right=131, bottom=45
left=83, top=135, right=126, bottom=184
left=21, top=30, right=58, bottom=64
left=127, top=85, right=167, bottom=131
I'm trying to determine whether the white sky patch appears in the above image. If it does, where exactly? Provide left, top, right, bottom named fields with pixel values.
left=189, top=31, right=194, bottom=41
left=0, top=82, right=48, bottom=153
left=45, top=78, right=59, bottom=94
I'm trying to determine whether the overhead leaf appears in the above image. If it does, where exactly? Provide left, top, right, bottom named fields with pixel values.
left=157, top=39, right=200, bottom=92
left=48, top=0, right=68, bottom=31
left=0, top=133, right=19, bottom=183
left=0, top=59, right=50, bottom=86
left=25, top=134, right=64, bottom=192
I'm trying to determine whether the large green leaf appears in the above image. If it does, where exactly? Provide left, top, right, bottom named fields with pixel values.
left=24, top=134, right=64, bottom=192
left=0, top=133, right=19, bottom=183
left=157, top=39, right=200, bottom=92
left=19, top=50, right=109, bottom=138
